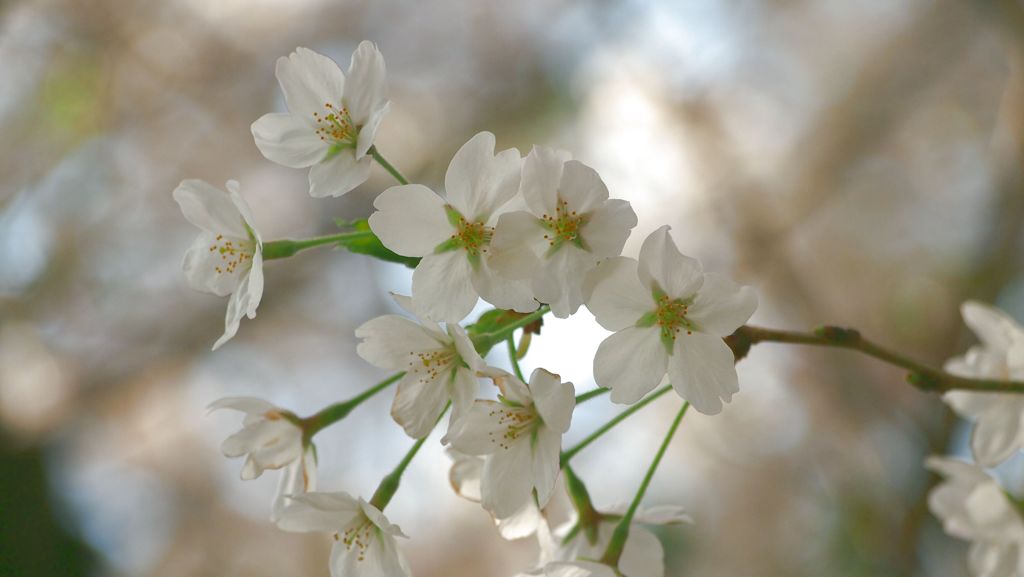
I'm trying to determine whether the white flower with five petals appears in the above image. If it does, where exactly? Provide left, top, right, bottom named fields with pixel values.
left=926, top=456, right=1024, bottom=577
left=251, top=42, right=388, bottom=198
left=445, top=368, right=574, bottom=519
left=173, top=179, right=264, bottom=350
left=584, top=226, right=757, bottom=414
left=208, top=397, right=316, bottom=521
left=276, top=492, right=410, bottom=577
left=490, top=147, right=637, bottom=318
left=356, top=295, right=485, bottom=439
left=943, top=301, right=1024, bottom=467
left=369, top=131, right=536, bottom=323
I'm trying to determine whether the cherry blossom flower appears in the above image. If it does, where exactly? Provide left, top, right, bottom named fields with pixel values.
left=444, top=368, right=574, bottom=519
left=276, top=492, right=410, bottom=577
left=543, top=505, right=690, bottom=577
left=943, top=301, right=1024, bottom=467
left=173, top=179, right=263, bottom=350
left=251, top=42, right=388, bottom=198
left=207, top=397, right=316, bottom=521
left=355, top=294, right=485, bottom=438
left=584, top=226, right=757, bottom=414
left=490, top=147, right=637, bottom=318
left=447, top=448, right=543, bottom=540
left=369, top=132, right=536, bottom=322
left=927, top=457, right=1024, bottom=577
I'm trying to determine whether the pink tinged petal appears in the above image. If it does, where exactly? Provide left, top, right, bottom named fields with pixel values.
left=448, top=449, right=484, bottom=502
left=173, top=179, right=248, bottom=238
left=345, top=41, right=389, bottom=126
left=444, top=132, right=522, bottom=221
left=520, top=146, right=570, bottom=217
left=619, top=525, right=665, bottom=577
left=580, top=198, right=637, bottom=259
left=207, top=396, right=275, bottom=416
left=412, top=251, right=479, bottom=323
left=308, top=150, right=373, bottom=198
left=482, top=437, right=536, bottom=519
left=594, top=327, right=668, bottom=404
left=687, top=273, right=758, bottom=337
left=534, top=244, right=596, bottom=319
left=584, top=257, right=653, bottom=331
left=531, top=425, right=563, bottom=507
left=251, top=112, right=326, bottom=168
left=490, top=211, right=545, bottom=280
left=637, top=225, right=704, bottom=299
left=356, top=102, right=388, bottom=159
left=369, top=185, right=452, bottom=257
left=496, top=499, right=543, bottom=540
left=445, top=400, right=506, bottom=455
left=970, top=404, right=1024, bottom=467
left=276, top=491, right=361, bottom=533
left=669, top=331, right=740, bottom=415
left=355, top=314, right=446, bottom=369
left=558, top=160, right=608, bottom=215
left=529, top=369, right=575, bottom=434
left=276, top=47, right=345, bottom=117
left=472, top=257, right=538, bottom=314
left=182, top=233, right=247, bottom=296
left=962, top=301, right=1019, bottom=352
left=391, top=369, right=453, bottom=439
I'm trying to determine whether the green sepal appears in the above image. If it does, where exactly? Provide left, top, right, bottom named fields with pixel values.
left=433, top=238, right=461, bottom=254
left=444, top=204, right=465, bottom=228
left=635, top=311, right=658, bottom=328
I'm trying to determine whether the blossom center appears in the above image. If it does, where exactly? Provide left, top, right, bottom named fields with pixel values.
left=207, top=234, right=255, bottom=275
left=337, top=515, right=375, bottom=562
left=487, top=405, right=538, bottom=450
left=409, top=347, right=458, bottom=384
left=541, top=199, right=587, bottom=251
left=313, top=102, right=357, bottom=145
left=654, top=294, right=694, bottom=343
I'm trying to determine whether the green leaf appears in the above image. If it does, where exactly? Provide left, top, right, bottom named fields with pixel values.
left=336, top=219, right=420, bottom=268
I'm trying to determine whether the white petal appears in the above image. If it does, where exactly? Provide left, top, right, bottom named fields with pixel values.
left=687, top=273, right=758, bottom=337
left=558, top=160, right=608, bottom=215
left=531, top=425, right=563, bottom=507
left=356, top=102, right=389, bottom=159
left=447, top=366, right=481, bottom=437
left=355, top=314, right=447, bottom=370
left=668, top=331, right=739, bottom=415
left=369, top=185, right=452, bottom=257
left=594, top=327, right=668, bottom=404
left=411, top=251, right=479, bottom=323
left=965, top=482, right=1024, bottom=540
left=213, top=273, right=255, bottom=350
left=276, top=47, right=345, bottom=117
left=584, top=257, right=653, bottom=331
left=207, top=396, right=275, bottom=416
left=359, top=499, right=408, bottom=538
left=448, top=449, right=484, bottom=502
left=634, top=505, right=693, bottom=525
left=473, top=257, right=538, bottom=313
left=309, top=150, right=373, bottom=197
left=226, top=181, right=262, bottom=244
left=182, top=233, right=248, bottom=297
left=445, top=400, right=506, bottom=455
left=489, top=211, right=544, bottom=280
left=275, top=491, right=360, bottom=533
left=345, top=41, right=388, bottom=126
left=330, top=529, right=411, bottom=577
left=520, top=146, right=570, bottom=217
left=967, top=542, right=1017, bottom=577
left=251, top=112, right=326, bottom=168
left=963, top=301, right=1018, bottom=352
left=391, top=369, right=453, bottom=439
left=481, top=438, right=536, bottom=519
left=496, top=499, right=543, bottom=540
left=619, top=525, right=665, bottom=577
left=533, top=244, right=596, bottom=319
left=970, top=404, right=1024, bottom=467
left=444, top=132, right=522, bottom=222
left=241, top=250, right=264, bottom=319
left=579, top=198, right=636, bottom=259
left=450, top=324, right=486, bottom=372
left=173, top=179, right=248, bottom=238
left=637, top=226, right=703, bottom=299
left=486, top=368, right=533, bottom=406
left=529, top=369, right=575, bottom=434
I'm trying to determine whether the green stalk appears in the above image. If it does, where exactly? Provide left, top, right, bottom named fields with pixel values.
left=369, top=403, right=449, bottom=510
left=300, top=372, right=404, bottom=439
left=560, top=385, right=673, bottom=466
left=261, top=231, right=374, bottom=260
left=507, top=336, right=527, bottom=381
left=368, top=145, right=409, bottom=185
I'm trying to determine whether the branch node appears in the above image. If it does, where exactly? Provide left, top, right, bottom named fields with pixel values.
left=814, top=325, right=861, bottom=343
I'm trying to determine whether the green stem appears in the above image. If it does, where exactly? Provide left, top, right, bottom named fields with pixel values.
left=600, top=402, right=690, bottom=567
left=300, top=372, right=404, bottom=438
left=560, top=385, right=672, bottom=466
left=729, top=325, right=1024, bottom=393
left=563, top=464, right=602, bottom=546
left=369, top=403, right=449, bottom=510
left=368, top=145, right=409, bottom=185
left=507, top=336, right=526, bottom=382
left=262, top=231, right=374, bottom=260
left=574, top=387, right=609, bottom=405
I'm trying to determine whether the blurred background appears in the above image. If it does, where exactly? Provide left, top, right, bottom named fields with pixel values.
left=3, top=0, right=1024, bottom=575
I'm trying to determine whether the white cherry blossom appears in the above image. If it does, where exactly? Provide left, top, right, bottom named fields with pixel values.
left=355, top=294, right=485, bottom=438
left=490, top=147, right=637, bottom=318
left=445, top=368, right=574, bottom=519
left=251, top=42, right=388, bottom=198
left=584, top=226, right=757, bottom=414
left=207, top=397, right=316, bottom=521
left=943, top=301, right=1024, bottom=467
left=173, top=179, right=264, bottom=350
left=276, top=492, right=410, bottom=577
left=447, top=448, right=543, bottom=540
left=369, top=131, right=536, bottom=322
left=927, top=456, right=1024, bottom=577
